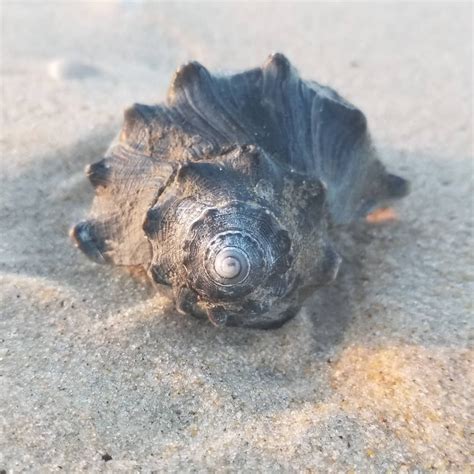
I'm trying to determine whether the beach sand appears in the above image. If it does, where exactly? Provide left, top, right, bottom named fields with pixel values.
left=1, top=2, right=472, bottom=471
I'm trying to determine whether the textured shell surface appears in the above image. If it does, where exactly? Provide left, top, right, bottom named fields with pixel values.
left=71, top=53, right=409, bottom=329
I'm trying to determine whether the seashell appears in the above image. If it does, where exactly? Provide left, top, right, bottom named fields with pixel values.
left=71, top=53, right=409, bottom=329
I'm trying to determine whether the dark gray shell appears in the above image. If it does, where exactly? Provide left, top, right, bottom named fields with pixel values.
left=71, top=53, right=408, bottom=329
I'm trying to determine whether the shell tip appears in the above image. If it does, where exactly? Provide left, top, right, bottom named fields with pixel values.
left=85, top=159, right=110, bottom=188
left=265, top=52, right=292, bottom=75
left=168, top=61, right=208, bottom=100
left=70, top=220, right=106, bottom=264
left=385, top=173, right=410, bottom=199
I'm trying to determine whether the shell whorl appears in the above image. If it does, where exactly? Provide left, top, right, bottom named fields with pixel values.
left=181, top=202, right=291, bottom=302
left=136, top=151, right=301, bottom=326
left=213, top=247, right=249, bottom=281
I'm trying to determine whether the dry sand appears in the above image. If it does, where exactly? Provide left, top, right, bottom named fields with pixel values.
left=1, top=2, right=473, bottom=471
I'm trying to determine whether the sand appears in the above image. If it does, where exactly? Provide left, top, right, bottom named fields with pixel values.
left=1, top=2, right=472, bottom=471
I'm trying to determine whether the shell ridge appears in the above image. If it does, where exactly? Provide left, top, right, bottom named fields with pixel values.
left=260, top=60, right=292, bottom=165
left=226, top=68, right=281, bottom=154
left=287, top=69, right=315, bottom=172
left=172, top=96, right=225, bottom=151
left=167, top=106, right=220, bottom=157
left=169, top=62, right=239, bottom=146
left=212, top=75, right=259, bottom=143
left=173, top=65, right=256, bottom=147
left=202, top=73, right=257, bottom=143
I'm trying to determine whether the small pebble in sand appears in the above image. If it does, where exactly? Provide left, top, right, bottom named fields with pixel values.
left=48, top=59, right=100, bottom=80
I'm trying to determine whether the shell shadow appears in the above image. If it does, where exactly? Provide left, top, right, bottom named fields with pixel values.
left=304, top=222, right=373, bottom=354
left=1, top=127, right=422, bottom=422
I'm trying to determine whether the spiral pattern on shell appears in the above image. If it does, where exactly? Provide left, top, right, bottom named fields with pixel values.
left=182, top=202, right=292, bottom=302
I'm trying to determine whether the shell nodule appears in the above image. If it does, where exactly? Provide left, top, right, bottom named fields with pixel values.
left=71, top=53, right=409, bottom=329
